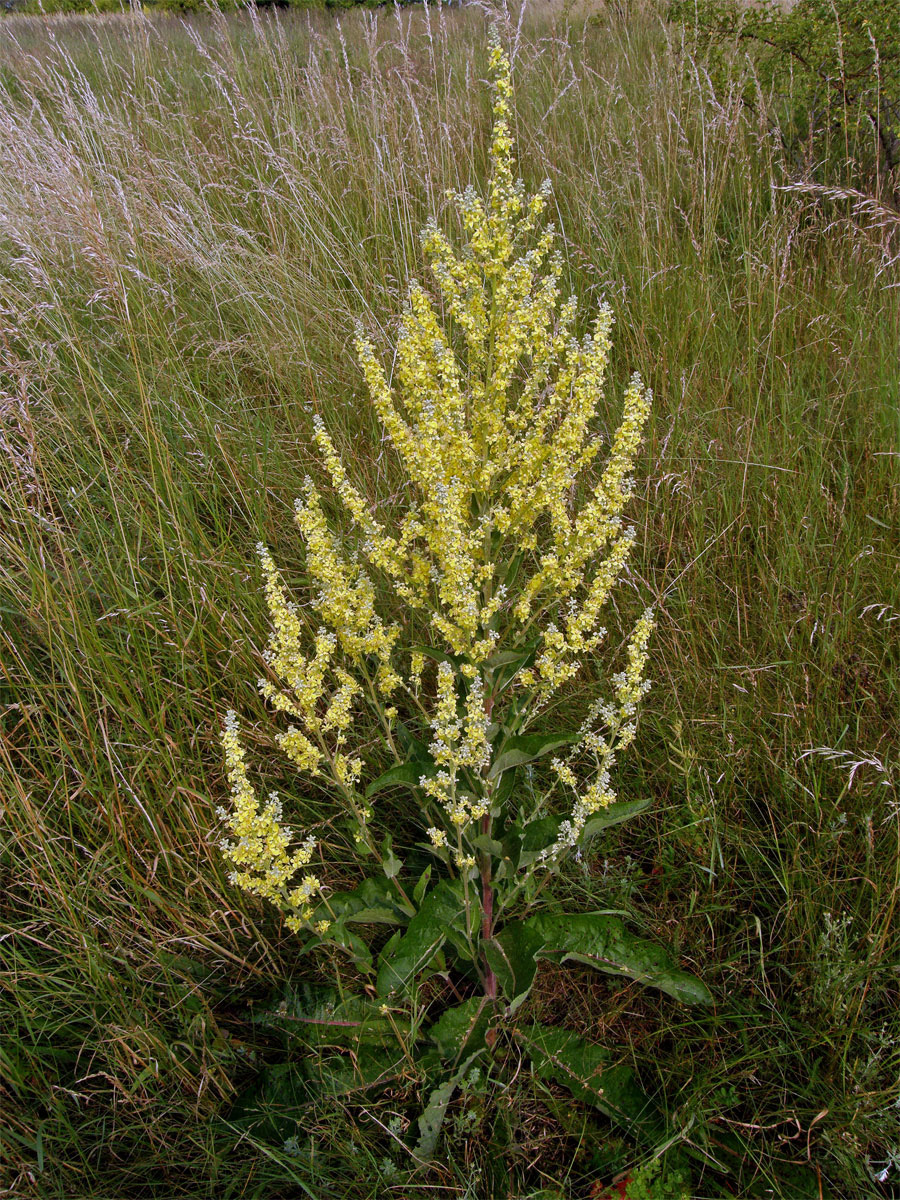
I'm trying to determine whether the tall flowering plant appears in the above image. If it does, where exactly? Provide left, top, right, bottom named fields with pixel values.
left=217, top=34, right=709, bottom=1154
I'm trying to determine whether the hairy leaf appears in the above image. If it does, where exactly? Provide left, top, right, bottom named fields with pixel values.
left=322, top=874, right=412, bottom=925
left=413, top=1050, right=485, bottom=1160
left=484, top=925, right=543, bottom=1013
left=493, top=912, right=712, bottom=1007
left=366, top=760, right=437, bottom=799
left=581, top=798, right=653, bottom=837
left=519, top=1024, right=661, bottom=1139
left=260, top=987, right=412, bottom=1050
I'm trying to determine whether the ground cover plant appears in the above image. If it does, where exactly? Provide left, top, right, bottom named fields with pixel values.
left=0, top=2, right=897, bottom=1197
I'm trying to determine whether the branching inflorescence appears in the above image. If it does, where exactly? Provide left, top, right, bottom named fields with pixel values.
left=218, top=33, right=654, bottom=948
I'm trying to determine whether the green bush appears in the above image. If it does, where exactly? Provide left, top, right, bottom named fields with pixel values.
left=669, top=0, right=900, bottom=200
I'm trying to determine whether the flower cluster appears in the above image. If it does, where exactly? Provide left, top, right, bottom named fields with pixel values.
left=546, top=608, right=655, bottom=859
left=419, top=661, right=491, bottom=851
left=218, top=711, right=320, bottom=933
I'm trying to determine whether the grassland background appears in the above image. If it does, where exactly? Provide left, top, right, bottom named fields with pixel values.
left=0, top=2, right=897, bottom=1197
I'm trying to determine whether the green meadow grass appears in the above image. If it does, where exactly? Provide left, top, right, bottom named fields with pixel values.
left=0, top=3, right=897, bottom=1197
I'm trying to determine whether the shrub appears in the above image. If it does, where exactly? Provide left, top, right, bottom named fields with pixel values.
left=669, top=0, right=900, bottom=201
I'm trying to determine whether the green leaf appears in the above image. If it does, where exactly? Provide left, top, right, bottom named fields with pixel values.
left=507, top=800, right=654, bottom=865
left=323, top=920, right=374, bottom=971
left=393, top=719, right=431, bottom=762
left=426, top=997, right=491, bottom=1063
left=412, top=865, right=432, bottom=906
left=581, top=798, right=653, bottom=837
left=523, top=912, right=713, bottom=1006
left=378, top=833, right=402, bottom=881
left=518, top=1024, right=661, bottom=1140
left=486, top=650, right=530, bottom=668
left=521, top=815, right=560, bottom=852
left=484, top=925, right=542, bottom=1013
left=490, top=636, right=540, bottom=695
left=487, top=733, right=576, bottom=779
left=366, top=760, right=436, bottom=798
left=228, top=1061, right=311, bottom=1139
left=260, top=986, right=413, bottom=1051
left=501, top=549, right=526, bottom=590
left=489, top=936, right=540, bottom=1012
left=472, top=834, right=504, bottom=856
left=413, top=1049, right=485, bottom=1160
left=415, top=1077, right=457, bottom=1160
left=494, top=764, right=519, bottom=808
left=315, top=1045, right=409, bottom=1099
left=376, top=881, right=467, bottom=997
left=322, top=875, right=412, bottom=925
left=408, top=644, right=461, bottom=668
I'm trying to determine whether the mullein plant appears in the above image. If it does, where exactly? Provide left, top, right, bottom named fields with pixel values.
left=218, top=33, right=710, bottom=1160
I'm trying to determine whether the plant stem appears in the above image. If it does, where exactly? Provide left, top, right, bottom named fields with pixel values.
left=479, top=813, right=497, bottom=1001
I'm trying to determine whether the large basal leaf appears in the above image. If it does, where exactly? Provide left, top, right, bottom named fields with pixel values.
left=414, top=1076, right=457, bottom=1161
left=376, top=880, right=468, bottom=997
left=493, top=912, right=712, bottom=1007
left=426, top=996, right=492, bottom=1063
left=530, top=913, right=712, bottom=1005
left=518, top=1024, right=661, bottom=1141
left=315, top=1045, right=411, bottom=1099
left=228, top=1061, right=311, bottom=1139
left=487, top=732, right=577, bottom=780
left=545, top=913, right=711, bottom=1005
left=228, top=1048, right=408, bottom=1147
left=259, top=986, right=413, bottom=1051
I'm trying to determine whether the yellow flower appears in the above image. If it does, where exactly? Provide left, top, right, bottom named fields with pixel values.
left=218, top=712, right=321, bottom=924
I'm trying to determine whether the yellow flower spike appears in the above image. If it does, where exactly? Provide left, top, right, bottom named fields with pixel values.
left=219, top=712, right=321, bottom=924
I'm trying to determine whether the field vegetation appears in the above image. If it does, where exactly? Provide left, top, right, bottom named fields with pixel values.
left=0, top=2, right=897, bottom=1197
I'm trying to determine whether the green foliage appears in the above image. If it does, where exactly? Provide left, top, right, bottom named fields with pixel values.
left=374, top=880, right=471, bottom=996
left=618, top=1155, right=692, bottom=1200
left=490, top=911, right=711, bottom=1008
left=519, top=1024, right=660, bottom=1139
left=669, top=0, right=900, bottom=196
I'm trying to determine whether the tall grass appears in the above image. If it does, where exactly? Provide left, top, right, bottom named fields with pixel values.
left=0, top=3, right=897, bottom=1197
